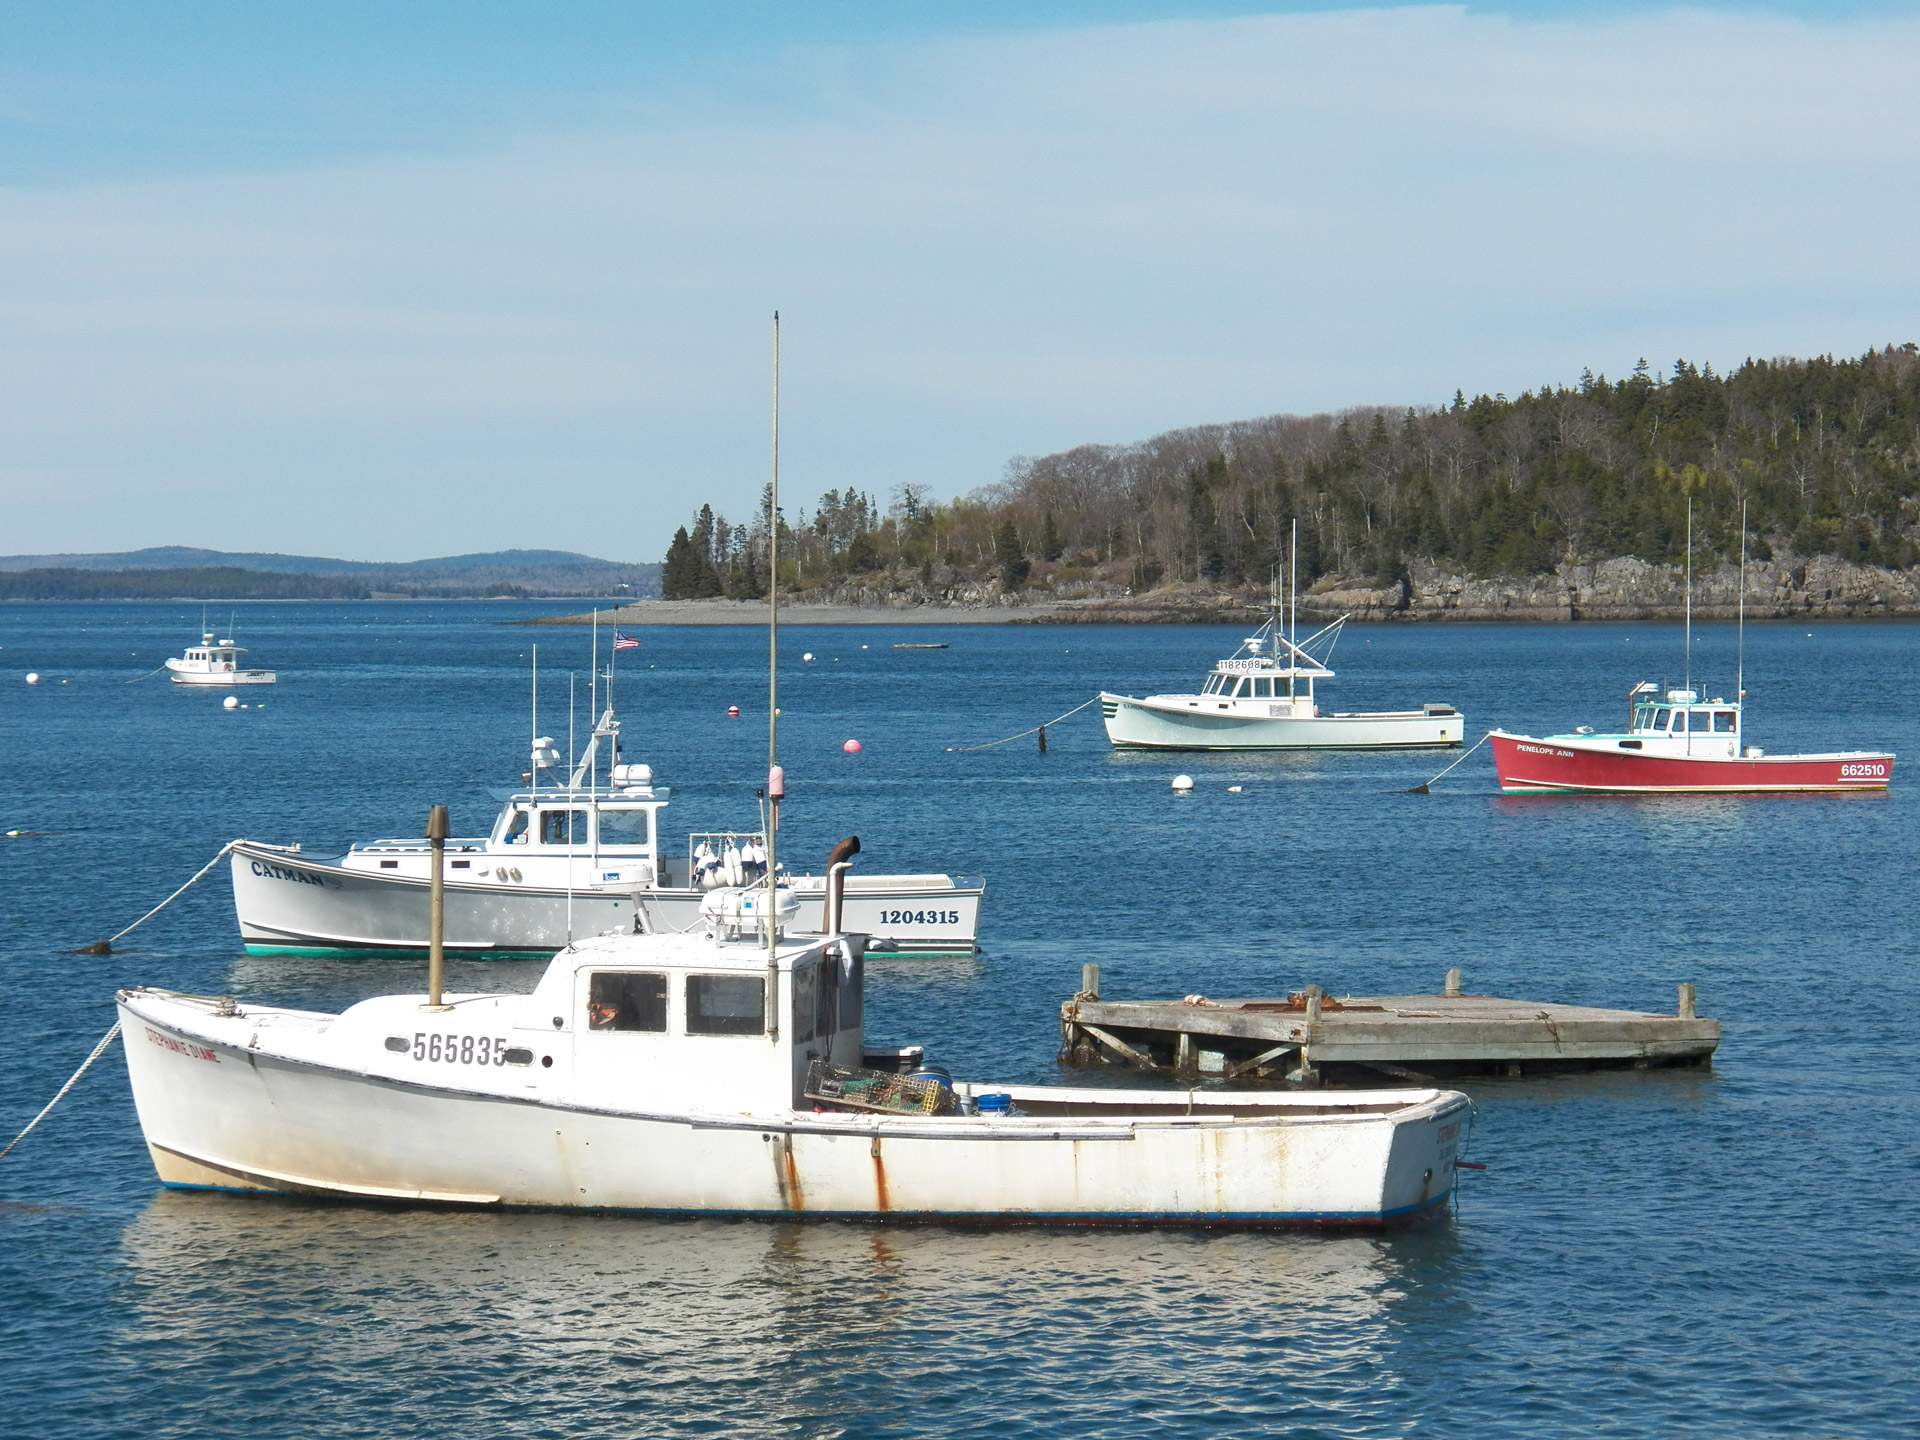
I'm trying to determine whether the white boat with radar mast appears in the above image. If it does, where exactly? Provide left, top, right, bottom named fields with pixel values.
left=164, top=620, right=276, bottom=686
left=1100, top=529, right=1462, bottom=751
left=117, top=321, right=1468, bottom=1224
left=230, top=664, right=983, bottom=959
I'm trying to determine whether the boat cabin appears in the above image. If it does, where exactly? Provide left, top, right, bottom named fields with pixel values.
left=1174, top=625, right=1338, bottom=719
left=1599, top=685, right=1747, bottom=758
left=520, top=891, right=866, bottom=1111
left=343, top=770, right=670, bottom=884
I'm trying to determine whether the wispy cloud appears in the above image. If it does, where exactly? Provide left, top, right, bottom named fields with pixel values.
left=2, top=6, right=1916, bottom=558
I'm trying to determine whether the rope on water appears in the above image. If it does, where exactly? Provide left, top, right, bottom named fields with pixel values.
left=1403, top=731, right=1492, bottom=793
left=123, top=663, right=171, bottom=684
left=947, top=695, right=1101, bottom=753
left=0, top=1021, right=122, bottom=1161
left=80, top=841, right=239, bottom=953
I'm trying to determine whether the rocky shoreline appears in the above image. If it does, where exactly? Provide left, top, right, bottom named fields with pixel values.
left=538, top=551, right=1920, bottom=626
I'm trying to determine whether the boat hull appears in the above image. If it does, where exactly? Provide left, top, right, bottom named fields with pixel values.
left=167, top=666, right=276, bottom=686
left=1489, top=731, right=1895, bottom=794
left=1101, top=694, right=1462, bottom=750
left=118, top=995, right=1466, bottom=1226
left=231, top=843, right=982, bottom=958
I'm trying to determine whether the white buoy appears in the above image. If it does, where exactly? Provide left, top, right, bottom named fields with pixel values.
left=1227, top=785, right=1244, bottom=793
left=223, top=695, right=239, bottom=711
left=24, top=673, right=39, bottom=685
left=803, top=652, right=815, bottom=662
left=1171, top=774, right=1194, bottom=792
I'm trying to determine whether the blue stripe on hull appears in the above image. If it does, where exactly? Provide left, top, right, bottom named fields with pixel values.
left=157, top=1181, right=1451, bottom=1227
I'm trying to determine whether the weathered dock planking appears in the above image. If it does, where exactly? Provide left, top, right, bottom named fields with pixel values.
left=1059, top=966, right=1720, bottom=1084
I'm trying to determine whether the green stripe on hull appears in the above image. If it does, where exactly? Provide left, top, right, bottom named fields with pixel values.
left=244, top=943, right=560, bottom=961
left=245, top=942, right=977, bottom=961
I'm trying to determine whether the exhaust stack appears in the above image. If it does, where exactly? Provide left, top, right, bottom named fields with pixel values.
left=824, top=836, right=861, bottom=936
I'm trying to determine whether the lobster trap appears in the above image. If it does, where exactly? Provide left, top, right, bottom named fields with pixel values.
left=804, top=1060, right=954, bottom=1117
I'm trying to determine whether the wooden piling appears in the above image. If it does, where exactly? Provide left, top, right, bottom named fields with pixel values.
left=1678, top=982, right=1697, bottom=1019
left=1444, top=967, right=1463, bottom=998
left=424, top=804, right=451, bottom=1012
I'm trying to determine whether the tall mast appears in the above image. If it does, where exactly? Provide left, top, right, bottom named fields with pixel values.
left=764, top=311, right=782, bottom=1037
left=1737, top=498, right=1747, bottom=706
left=1683, top=498, right=1693, bottom=698
left=1289, top=518, right=1298, bottom=653
left=530, top=645, right=538, bottom=800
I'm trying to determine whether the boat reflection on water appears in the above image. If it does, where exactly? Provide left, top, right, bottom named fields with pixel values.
left=114, top=1191, right=1463, bottom=1431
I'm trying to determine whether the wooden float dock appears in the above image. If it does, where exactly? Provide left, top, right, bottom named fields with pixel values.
left=1059, top=967, right=1720, bottom=1084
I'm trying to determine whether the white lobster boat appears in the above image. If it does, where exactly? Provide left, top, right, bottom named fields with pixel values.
left=1101, top=614, right=1462, bottom=751
left=119, top=879, right=1469, bottom=1226
left=231, top=704, right=983, bottom=959
left=165, top=630, right=276, bottom=686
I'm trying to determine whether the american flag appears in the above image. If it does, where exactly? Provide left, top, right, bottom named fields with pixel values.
left=613, top=633, right=640, bottom=651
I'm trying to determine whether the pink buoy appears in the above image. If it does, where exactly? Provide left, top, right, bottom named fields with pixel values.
left=727, top=705, right=740, bottom=717
left=842, top=738, right=862, bottom=754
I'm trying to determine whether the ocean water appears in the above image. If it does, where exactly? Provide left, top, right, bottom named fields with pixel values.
left=2, top=601, right=1915, bottom=1438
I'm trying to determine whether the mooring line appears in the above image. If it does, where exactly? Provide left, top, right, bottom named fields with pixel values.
left=947, top=695, right=1101, bottom=753
left=80, top=840, right=238, bottom=953
left=1404, top=731, right=1492, bottom=793
left=0, top=1021, right=122, bottom=1161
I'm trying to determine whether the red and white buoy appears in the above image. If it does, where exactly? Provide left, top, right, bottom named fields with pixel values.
left=842, top=739, right=862, bottom=754
left=727, top=705, right=740, bottom=718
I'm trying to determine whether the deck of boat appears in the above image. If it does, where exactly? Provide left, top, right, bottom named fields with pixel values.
left=1061, top=970, right=1719, bottom=1083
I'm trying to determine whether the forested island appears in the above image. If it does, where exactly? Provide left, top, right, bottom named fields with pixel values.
left=657, top=345, right=1920, bottom=621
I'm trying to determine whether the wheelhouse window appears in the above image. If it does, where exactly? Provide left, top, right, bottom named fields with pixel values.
left=1714, top=711, right=1738, bottom=732
left=1251, top=677, right=1273, bottom=698
left=686, top=974, right=765, bottom=1035
left=540, top=810, right=588, bottom=846
left=502, top=810, right=529, bottom=844
left=1652, top=708, right=1672, bottom=731
left=1203, top=674, right=1225, bottom=695
left=587, top=971, right=667, bottom=1032
left=599, top=808, right=650, bottom=849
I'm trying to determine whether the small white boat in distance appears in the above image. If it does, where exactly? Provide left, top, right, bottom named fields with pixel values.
left=117, top=877, right=1469, bottom=1226
left=1101, top=614, right=1462, bottom=751
left=165, top=630, right=276, bottom=686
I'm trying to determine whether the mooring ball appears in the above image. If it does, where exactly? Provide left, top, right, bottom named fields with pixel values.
left=223, top=695, right=239, bottom=711
left=803, top=652, right=815, bottom=662
left=843, top=739, right=862, bottom=754
left=727, top=705, right=740, bottom=717
left=24, top=673, right=39, bottom=685
left=1171, top=774, right=1194, bottom=791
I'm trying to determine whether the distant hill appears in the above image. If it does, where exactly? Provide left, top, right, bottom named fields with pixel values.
left=0, top=547, right=661, bottom=599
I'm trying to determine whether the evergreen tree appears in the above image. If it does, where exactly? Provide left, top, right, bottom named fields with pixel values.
left=994, top=521, right=1030, bottom=587
left=1040, top=510, right=1064, bottom=561
left=660, top=527, right=699, bottom=600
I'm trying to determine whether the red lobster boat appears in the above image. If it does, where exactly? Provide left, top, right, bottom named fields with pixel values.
left=1490, top=683, right=1893, bottom=795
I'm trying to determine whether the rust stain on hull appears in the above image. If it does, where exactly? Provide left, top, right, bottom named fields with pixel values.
left=779, top=1136, right=806, bottom=1212
left=870, top=1136, right=889, bottom=1212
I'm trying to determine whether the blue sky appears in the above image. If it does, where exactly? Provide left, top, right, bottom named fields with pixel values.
left=3, top=2, right=1916, bottom=562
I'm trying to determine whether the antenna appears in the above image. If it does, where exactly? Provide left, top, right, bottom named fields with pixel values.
left=530, top=645, right=538, bottom=800
left=1737, top=497, right=1747, bottom=705
left=1289, top=518, right=1298, bottom=652
left=1683, top=498, right=1693, bottom=699
left=764, top=310, right=782, bottom=1038
left=589, top=610, right=599, bottom=798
